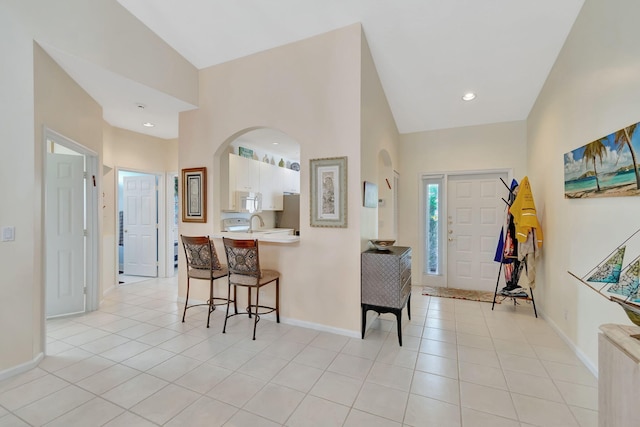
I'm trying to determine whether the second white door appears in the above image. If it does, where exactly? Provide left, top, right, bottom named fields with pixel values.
left=46, top=152, right=85, bottom=317
left=123, top=174, right=158, bottom=277
left=446, top=172, right=508, bottom=291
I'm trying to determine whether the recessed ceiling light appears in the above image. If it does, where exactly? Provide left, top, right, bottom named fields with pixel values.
left=142, top=122, right=155, bottom=127
left=272, top=142, right=279, bottom=145
left=462, top=92, right=477, bottom=101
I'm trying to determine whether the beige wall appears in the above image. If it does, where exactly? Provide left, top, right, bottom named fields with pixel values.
left=398, top=121, right=528, bottom=287
left=102, top=124, right=178, bottom=293
left=0, top=42, right=105, bottom=373
left=180, top=24, right=365, bottom=332
left=27, top=0, right=198, bottom=105
left=0, top=0, right=192, bottom=374
left=103, top=126, right=178, bottom=172
left=360, top=29, right=401, bottom=249
left=527, top=0, right=640, bottom=370
left=9, top=0, right=630, bottom=378
left=0, top=12, right=39, bottom=375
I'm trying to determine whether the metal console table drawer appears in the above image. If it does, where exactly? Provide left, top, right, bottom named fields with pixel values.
left=361, top=246, right=411, bottom=346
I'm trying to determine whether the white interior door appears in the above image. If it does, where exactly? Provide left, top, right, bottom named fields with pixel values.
left=46, top=153, right=85, bottom=317
left=123, top=175, right=158, bottom=277
left=447, top=172, right=508, bottom=291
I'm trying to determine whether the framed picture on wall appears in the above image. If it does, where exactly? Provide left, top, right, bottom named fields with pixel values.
left=310, top=156, right=347, bottom=227
left=182, top=167, right=206, bottom=223
left=564, top=120, right=640, bottom=199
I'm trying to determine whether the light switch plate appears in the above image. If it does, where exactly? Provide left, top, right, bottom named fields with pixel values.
left=1, top=226, right=15, bottom=242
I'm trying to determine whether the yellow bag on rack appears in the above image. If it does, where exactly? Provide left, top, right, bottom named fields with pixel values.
left=510, top=176, right=543, bottom=248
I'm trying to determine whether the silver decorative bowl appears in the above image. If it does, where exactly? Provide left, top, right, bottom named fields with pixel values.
left=370, top=239, right=395, bottom=251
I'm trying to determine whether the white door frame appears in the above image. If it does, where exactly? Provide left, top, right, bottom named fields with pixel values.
left=393, top=170, right=399, bottom=241
left=115, top=167, right=168, bottom=281
left=43, top=128, right=100, bottom=314
left=165, top=172, right=178, bottom=277
left=420, top=168, right=512, bottom=287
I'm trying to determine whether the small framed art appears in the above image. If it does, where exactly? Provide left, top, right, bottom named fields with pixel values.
left=310, top=156, right=347, bottom=227
left=182, top=167, right=206, bottom=223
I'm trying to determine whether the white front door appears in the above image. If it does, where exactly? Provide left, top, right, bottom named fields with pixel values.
left=46, top=153, right=85, bottom=317
left=123, top=175, right=158, bottom=277
left=446, top=172, right=508, bottom=291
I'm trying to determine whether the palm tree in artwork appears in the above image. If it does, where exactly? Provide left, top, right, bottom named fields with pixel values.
left=582, top=139, right=607, bottom=191
left=614, top=123, right=640, bottom=189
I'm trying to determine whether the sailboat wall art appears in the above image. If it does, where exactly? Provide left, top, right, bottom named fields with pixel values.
left=568, top=229, right=640, bottom=331
left=564, top=120, right=640, bottom=199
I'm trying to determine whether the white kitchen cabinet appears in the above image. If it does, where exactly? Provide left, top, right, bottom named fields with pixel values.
left=221, top=153, right=233, bottom=210
left=223, top=154, right=260, bottom=211
left=223, top=153, right=299, bottom=212
left=260, top=162, right=283, bottom=210
left=281, top=168, right=300, bottom=194
left=231, top=154, right=260, bottom=193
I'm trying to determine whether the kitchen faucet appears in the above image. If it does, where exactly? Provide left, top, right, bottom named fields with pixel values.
left=248, top=214, right=264, bottom=233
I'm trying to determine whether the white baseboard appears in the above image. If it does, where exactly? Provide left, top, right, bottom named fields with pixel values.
left=177, top=296, right=360, bottom=338
left=102, top=283, right=116, bottom=297
left=0, top=353, right=44, bottom=382
left=539, top=310, right=598, bottom=378
left=278, top=316, right=360, bottom=338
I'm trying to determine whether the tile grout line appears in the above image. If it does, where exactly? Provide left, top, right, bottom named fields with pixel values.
left=0, top=281, right=598, bottom=427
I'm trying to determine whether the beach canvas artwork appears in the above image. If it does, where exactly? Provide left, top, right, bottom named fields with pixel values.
left=564, top=122, right=640, bottom=198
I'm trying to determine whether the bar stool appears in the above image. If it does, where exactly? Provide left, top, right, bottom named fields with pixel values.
left=181, top=235, right=234, bottom=328
left=222, top=237, right=280, bottom=340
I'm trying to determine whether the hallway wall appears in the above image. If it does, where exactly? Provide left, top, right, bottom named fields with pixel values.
left=527, top=0, right=640, bottom=369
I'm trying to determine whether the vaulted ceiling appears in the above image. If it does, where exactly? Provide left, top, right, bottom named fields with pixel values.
left=48, top=1, right=585, bottom=140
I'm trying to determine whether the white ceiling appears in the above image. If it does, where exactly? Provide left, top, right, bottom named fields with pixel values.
left=41, top=43, right=196, bottom=140
left=48, top=0, right=585, bottom=142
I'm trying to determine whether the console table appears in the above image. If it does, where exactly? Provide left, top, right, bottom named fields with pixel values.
left=361, top=246, right=411, bottom=346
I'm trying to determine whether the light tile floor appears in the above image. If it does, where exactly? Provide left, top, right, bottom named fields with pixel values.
left=0, top=278, right=598, bottom=426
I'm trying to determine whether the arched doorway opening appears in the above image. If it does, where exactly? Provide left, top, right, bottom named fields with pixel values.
left=377, top=149, right=396, bottom=240
left=213, top=127, right=301, bottom=234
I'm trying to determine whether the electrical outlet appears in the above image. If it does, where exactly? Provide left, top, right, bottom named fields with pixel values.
left=1, top=226, right=15, bottom=242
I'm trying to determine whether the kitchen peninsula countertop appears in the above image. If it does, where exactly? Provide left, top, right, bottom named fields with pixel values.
left=211, top=229, right=300, bottom=244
